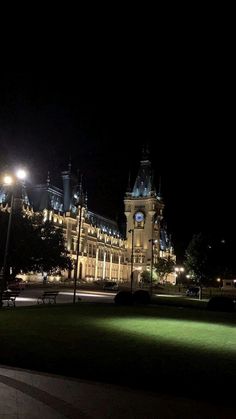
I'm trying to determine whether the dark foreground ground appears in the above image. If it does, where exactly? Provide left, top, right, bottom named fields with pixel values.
left=0, top=302, right=236, bottom=410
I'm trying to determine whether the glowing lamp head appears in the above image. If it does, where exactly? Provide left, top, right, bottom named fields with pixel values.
left=175, top=266, right=184, bottom=273
left=3, top=175, right=13, bottom=185
left=16, top=169, right=27, bottom=180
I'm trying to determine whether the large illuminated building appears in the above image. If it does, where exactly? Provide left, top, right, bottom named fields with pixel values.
left=0, top=151, right=175, bottom=284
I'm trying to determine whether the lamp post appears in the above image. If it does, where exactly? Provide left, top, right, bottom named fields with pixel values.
left=128, top=229, right=134, bottom=293
left=73, top=186, right=85, bottom=304
left=0, top=169, right=27, bottom=307
left=148, top=239, right=157, bottom=296
left=174, top=266, right=185, bottom=287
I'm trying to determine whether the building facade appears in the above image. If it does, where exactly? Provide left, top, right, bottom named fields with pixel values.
left=0, top=152, right=175, bottom=284
left=124, top=154, right=175, bottom=285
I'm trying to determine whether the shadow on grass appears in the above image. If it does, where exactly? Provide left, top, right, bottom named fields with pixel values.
left=0, top=303, right=236, bottom=406
left=13, top=298, right=236, bottom=324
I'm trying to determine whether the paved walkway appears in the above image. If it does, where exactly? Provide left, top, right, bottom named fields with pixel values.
left=0, top=365, right=235, bottom=418
left=2, top=288, right=115, bottom=307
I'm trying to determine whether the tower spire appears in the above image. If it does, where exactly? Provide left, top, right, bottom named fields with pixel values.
left=141, top=143, right=150, bottom=161
left=131, top=147, right=155, bottom=198
left=158, top=176, right=161, bottom=198
left=68, top=156, right=72, bottom=173
left=46, top=171, right=50, bottom=187
left=126, top=171, right=131, bottom=193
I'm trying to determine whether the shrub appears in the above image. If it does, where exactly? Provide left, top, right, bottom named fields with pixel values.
left=140, top=270, right=151, bottom=284
left=114, top=291, right=133, bottom=305
left=207, top=296, right=235, bottom=312
left=133, top=290, right=151, bottom=305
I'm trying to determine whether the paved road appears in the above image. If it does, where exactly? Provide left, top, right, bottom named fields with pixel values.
left=0, top=365, right=235, bottom=418
left=3, top=288, right=116, bottom=307
left=2, top=287, right=208, bottom=308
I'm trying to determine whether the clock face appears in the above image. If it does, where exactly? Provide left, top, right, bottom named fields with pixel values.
left=135, top=211, right=144, bottom=223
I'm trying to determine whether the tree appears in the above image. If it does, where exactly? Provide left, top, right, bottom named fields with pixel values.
left=184, top=233, right=209, bottom=285
left=154, top=257, right=175, bottom=283
left=184, top=232, right=235, bottom=286
left=34, top=217, right=72, bottom=273
left=140, top=270, right=151, bottom=284
left=0, top=211, right=71, bottom=281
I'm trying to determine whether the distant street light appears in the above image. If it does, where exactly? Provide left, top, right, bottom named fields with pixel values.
left=128, top=229, right=134, bottom=293
left=174, top=266, right=185, bottom=284
left=3, top=175, right=13, bottom=185
left=0, top=169, right=28, bottom=307
left=175, top=266, right=185, bottom=274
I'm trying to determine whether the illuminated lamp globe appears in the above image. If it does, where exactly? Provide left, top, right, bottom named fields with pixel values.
left=16, top=169, right=27, bottom=180
left=3, top=175, right=13, bottom=185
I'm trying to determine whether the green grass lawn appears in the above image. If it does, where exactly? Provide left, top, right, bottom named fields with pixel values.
left=0, top=303, right=236, bottom=405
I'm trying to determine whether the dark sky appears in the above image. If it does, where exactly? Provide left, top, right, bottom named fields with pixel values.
left=0, top=68, right=234, bottom=260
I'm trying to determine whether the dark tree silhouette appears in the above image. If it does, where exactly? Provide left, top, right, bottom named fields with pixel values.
left=0, top=211, right=71, bottom=281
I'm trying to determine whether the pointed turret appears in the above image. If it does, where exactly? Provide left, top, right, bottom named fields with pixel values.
left=12, top=178, right=30, bottom=211
left=74, top=173, right=87, bottom=209
left=84, top=190, right=88, bottom=209
left=142, top=143, right=150, bottom=160
left=157, top=175, right=162, bottom=199
left=132, top=151, right=156, bottom=198
left=125, top=171, right=132, bottom=196
left=44, top=172, right=51, bottom=210
left=61, top=161, right=72, bottom=212
left=46, top=171, right=50, bottom=187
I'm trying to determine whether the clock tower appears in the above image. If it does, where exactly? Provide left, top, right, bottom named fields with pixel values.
left=124, top=149, right=171, bottom=285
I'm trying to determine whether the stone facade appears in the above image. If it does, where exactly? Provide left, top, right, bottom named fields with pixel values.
left=0, top=152, right=175, bottom=284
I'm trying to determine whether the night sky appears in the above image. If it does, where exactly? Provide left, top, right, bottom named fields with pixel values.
left=0, top=70, right=234, bottom=260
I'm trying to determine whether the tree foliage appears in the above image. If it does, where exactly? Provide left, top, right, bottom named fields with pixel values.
left=0, top=211, right=71, bottom=279
left=184, top=233, right=209, bottom=284
left=184, top=232, right=236, bottom=285
left=154, top=257, right=175, bottom=282
left=140, top=270, right=151, bottom=284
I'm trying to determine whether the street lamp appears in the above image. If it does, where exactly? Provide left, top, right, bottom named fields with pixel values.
left=149, top=239, right=157, bottom=295
left=128, top=229, right=134, bottom=293
left=174, top=266, right=185, bottom=285
left=73, top=184, right=85, bottom=304
left=0, top=169, right=27, bottom=307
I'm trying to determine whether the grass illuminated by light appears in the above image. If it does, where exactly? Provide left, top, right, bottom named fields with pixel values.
left=0, top=303, right=236, bottom=402
left=95, top=317, right=236, bottom=353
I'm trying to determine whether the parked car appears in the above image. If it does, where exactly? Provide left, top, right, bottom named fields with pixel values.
left=7, top=277, right=26, bottom=290
left=186, top=286, right=199, bottom=297
left=103, top=281, right=119, bottom=290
